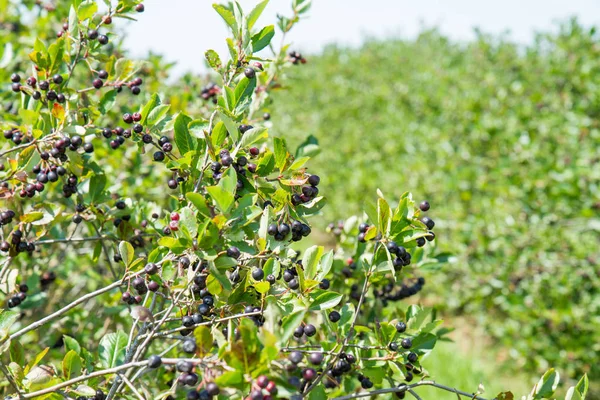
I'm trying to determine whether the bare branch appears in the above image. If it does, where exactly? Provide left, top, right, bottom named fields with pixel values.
left=330, top=381, right=491, bottom=400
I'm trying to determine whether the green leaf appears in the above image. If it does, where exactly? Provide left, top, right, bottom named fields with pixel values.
left=315, top=250, right=333, bottom=281
left=239, top=127, right=268, bottom=148
left=213, top=4, right=238, bottom=34
left=205, top=50, right=222, bottom=72
left=279, top=310, right=306, bottom=345
left=146, top=104, right=171, bottom=126
left=118, top=241, right=134, bottom=267
left=174, top=113, right=195, bottom=155
left=378, top=197, right=391, bottom=235
left=62, top=350, right=81, bottom=380
left=63, top=336, right=81, bottom=355
left=0, top=309, right=19, bottom=341
left=263, top=258, right=280, bottom=278
left=211, top=121, right=228, bottom=148
left=99, top=89, right=117, bottom=114
left=206, top=186, right=235, bottom=213
left=302, top=245, right=323, bottom=280
left=247, top=0, right=269, bottom=30
left=254, top=281, right=270, bottom=294
left=19, top=212, right=43, bottom=223
left=218, top=111, right=239, bottom=142
left=274, top=137, right=288, bottom=171
left=251, top=25, right=275, bottom=53
left=140, top=93, right=161, bottom=125
left=24, top=347, right=49, bottom=375
left=179, top=207, right=198, bottom=238
left=533, top=369, right=559, bottom=399
left=566, top=374, right=588, bottom=400
left=234, top=75, right=256, bottom=109
left=194, top=326, right=213, bottom=356
left=309, top=291, right=342, bottom=311
left=186, top=193, right=211, bottom=218
left=89, top=173, right=106, bottom=203
left=98, top=331, right=128, bottom=368
left=77, top=0, right=98, bottom=20
left=9, top=340, right=25, bottom=365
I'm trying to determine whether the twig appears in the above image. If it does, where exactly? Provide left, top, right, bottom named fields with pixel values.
left=119, top=373, right=145, bottom=400
left=34, top=235, right=114, bottom=245
left=21, top=360, right=149, bottom=399
left=6, top=270, right=143, bottom=341
left=330, top=381, right=491, bottom=400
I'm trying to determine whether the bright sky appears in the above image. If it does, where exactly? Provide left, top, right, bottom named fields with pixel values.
left=123, top=0, right=600, bottom=76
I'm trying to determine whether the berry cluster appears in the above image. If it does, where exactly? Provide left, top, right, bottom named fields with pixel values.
left=376, top=277, right=426, bottom=303
left=0, top=229, right=35, bottom=255
left=0, top=209, right=16, bottom=226
left=200, top=82, right=220, bottom=103
left=245, top=375, right=278, bottom=400
left=267, top=220, right=311, bottom=242
left=292, top=174, right=320, bottom=206
left=6, top=283, right=28, bottom=308
left=39, top=270, right=57, bottom=290
left=9, top=73, right=68, bottom=103
left=3, top=128, right=31, bottom=145
left=288, top=51, right=306, bottom=65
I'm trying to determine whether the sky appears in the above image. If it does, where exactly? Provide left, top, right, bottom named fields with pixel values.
left=123, top=0, right=600, bottom=76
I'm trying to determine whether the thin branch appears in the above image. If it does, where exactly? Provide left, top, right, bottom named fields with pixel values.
left=34, top=235, right=114, bottom=245
left=6, top=270, right=143, bottom=341
left=119, top=373, right=145, bottom=400
left=408, top=388, right=423, bottom=400
left=330, top=381, right=491, bottom=400
left=21, top=360, right=148, bottom=399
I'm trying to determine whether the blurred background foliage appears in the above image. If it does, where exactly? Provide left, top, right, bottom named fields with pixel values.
left=1, top=0, right=598, bottom=395
left=268, top=20, right=600, bottom=385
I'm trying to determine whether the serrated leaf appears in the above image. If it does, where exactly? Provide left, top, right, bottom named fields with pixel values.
left=205, top=49, right=222, bottom=72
